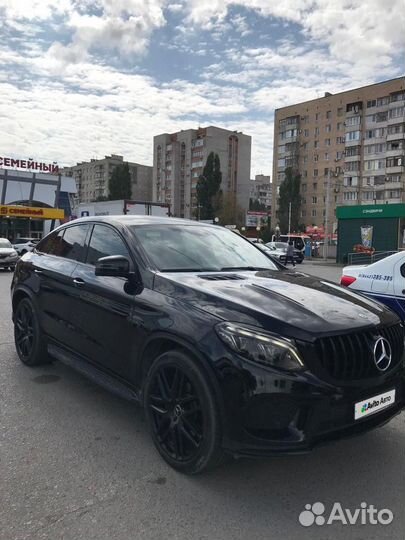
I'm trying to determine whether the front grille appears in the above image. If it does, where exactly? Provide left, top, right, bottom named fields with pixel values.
left=311, top=323, right=404, bottom=381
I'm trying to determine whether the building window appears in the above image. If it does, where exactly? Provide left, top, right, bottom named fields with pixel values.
left=386, top=156, right=403, bottom=167
left=389, top=106, right=405, bottom=119
left=326, top=111, right=331, bottom=119
left=314, top=140, right=319, bottom=148
left=315, top=127, right=320, bottom=136
left=313, top=169, right=318, bottom=176
left=304, top=129, right=309, bottom=137
left=325, top=138, right=331, bottom=146
left=325, top=124, right=332, bottom=132
left=343, top=176, right=358, bottom=187
left=314, top=154, right=319, bottom=162
left=315, top=112, right=320, bottom=121
left=345, top=130, right=360, bottom=142
left=337, top=107, right=343, bottom=116
left=324, top=152, right=329, bottom=160
left=302, top=183, right=307, bottom=192
left=346, top=116, right=361, bottom=127
left=301, top=209, right=306, bottom=217
left=324, top=167, right=329, bottom=175
left=337, top=122, right=342, bottom=130
left=336, top=136, right=345, bottom=144
left=312, top=196, right=317, bottom=204
left=336, top=151, right=343, bottom=159
left=302, top=170, right=308, bottom=178
left=313, top=183, right=317, bottom=190
left=343, top=191, right=358, bottom=201
left=312, top=209, right=317, bottom=217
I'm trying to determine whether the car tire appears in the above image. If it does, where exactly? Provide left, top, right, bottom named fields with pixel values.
left=14, top=297, right=51, bottom=366
left=144, top=349, right=225, bottom=474
left=20, top=250, right=27, bottom=256
left=9, top=266, right=15, bottom=271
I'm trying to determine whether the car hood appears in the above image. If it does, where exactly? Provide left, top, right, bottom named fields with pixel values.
left=0, top=248, right=16, bottom=256
left=153, top=270, right=397, bottom=341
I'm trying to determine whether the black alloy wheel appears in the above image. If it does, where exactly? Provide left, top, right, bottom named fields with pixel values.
left=14, top=298, right=50, bottom=366
left=144, top=350, right=224, bottom=474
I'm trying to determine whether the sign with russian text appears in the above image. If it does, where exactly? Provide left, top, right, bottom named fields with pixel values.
left=0, top=205, right=64, bottom=220
left=0, top=156, right=59, bottom=174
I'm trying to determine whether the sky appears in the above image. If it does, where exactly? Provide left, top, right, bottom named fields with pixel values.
left=0, top=0, right=404, bottom=177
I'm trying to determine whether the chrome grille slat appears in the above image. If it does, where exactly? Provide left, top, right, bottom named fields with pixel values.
left=313, top=323, right=404, bottom=381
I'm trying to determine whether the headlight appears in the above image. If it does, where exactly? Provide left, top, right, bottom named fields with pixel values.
left=215, top=322, right=304, bottom=372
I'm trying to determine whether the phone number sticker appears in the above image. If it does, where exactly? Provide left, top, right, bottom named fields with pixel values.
left=358, top=273, right=393, bottom=281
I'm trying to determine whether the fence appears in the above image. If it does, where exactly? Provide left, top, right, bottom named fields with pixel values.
left=347, top=250, right=398, bottom=266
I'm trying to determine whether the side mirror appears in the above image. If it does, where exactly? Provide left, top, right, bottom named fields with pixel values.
left=95, top=255, right=130, bottom=278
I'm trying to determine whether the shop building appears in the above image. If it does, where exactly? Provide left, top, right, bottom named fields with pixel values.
left=0, top=164, right=76, bottom=240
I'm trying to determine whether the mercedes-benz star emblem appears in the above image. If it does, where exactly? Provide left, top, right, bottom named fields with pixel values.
left=373, top=337, right=392, bottom=372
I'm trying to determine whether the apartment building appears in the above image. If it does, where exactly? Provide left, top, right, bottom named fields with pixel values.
left=152, top=126, right=252, bottom=219
left=250, top=174, right=272, bottom=209
left=63, top=154, right=152, bottom=204
left=272, top=77, right=405, bottom=230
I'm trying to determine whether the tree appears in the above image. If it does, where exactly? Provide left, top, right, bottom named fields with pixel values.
left=108, top=162, right=132, bottom=200
left=216, top=192, right=245, bottom=228
left=196, top=152, right=222, bottom=220
left=278, top=167, right=301, bottom=234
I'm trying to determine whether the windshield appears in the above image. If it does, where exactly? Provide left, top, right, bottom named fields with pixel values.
left=0, top=238, right=12, bottom=249
left=132, top=225, right=279, bottom=272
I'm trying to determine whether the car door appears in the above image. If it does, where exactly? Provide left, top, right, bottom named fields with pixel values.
left=68, top=223, right=141, bottom=378
left=31, top=224, right=90, bottom=348
left=392, top=257, right=405, bottom=319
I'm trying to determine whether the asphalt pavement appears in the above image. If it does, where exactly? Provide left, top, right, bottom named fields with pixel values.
left=1, top=264, right=404, bottom=540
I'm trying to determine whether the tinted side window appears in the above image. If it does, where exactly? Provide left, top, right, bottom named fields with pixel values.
left=86, top=225, right=130, bottom=266
left=37, top=230, right=64, bottom=255
left=60, top=225, right=89, bottom=261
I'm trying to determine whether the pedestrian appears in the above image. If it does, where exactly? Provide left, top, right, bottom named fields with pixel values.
left=286, top=240, right=296, bottom=267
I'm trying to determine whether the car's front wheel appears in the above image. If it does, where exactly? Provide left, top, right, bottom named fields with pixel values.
left=14, top=297, right=50, bottom=366
left=144, top=350, right=224, bottom=474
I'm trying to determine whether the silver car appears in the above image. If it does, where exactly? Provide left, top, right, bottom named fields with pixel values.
left=0, top=238, right=19, bottom=271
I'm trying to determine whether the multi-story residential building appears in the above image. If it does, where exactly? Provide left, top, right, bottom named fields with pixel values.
left=63, top=154, right=152, bottom=204
left=249, top=174, right=272, bottom=209
left=272, top=77, right=405, bottom=231
left=152, top=126, right=252, bottom=218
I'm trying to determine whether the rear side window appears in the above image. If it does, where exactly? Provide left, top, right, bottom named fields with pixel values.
left=86, top=224, right=130, bottom=266
left=60, top=225, right=90, bottom=262
left=37, top=230, right=64, bottom=255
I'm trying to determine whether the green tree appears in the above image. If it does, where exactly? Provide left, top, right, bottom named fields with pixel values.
left=108, top=162, right=132, bottom=200
left=278, top=167, right=301, bottom=234
left=196, top=152, right=222, bottom=220
left=216, top=192, right=245, bottom=228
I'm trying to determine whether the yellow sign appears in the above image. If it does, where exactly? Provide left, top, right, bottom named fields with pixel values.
left=0, top=205, right=64, bottom=220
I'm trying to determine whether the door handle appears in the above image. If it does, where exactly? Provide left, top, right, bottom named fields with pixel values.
left=73, top=278, right=85, bottom=287
left=34, top=269, right=43, bottom=274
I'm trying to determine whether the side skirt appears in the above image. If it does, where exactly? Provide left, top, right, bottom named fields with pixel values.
left=48, top=343, right=140, bottom=403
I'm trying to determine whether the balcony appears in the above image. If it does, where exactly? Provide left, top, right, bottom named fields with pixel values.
left=386, top=148, right=405, bottom=158
left=388, top=114, right=405, bottom=125
left=386, top=165, right=404, bottom=174
left=344, top=153, right=361, bottom=162
left=387, top=131, right=405, bottom=141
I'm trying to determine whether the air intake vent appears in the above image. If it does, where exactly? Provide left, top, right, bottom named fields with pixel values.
left=199, top=274, right=246, bottom=281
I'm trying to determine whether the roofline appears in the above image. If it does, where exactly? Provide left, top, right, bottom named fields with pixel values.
left=275, top=76, right=405, bottom=112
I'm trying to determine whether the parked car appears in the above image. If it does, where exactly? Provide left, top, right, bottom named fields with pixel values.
left=12, top=237, right=39, bottom=256
left=266, top=242, right=304, bottom=264
left=0, top=238, right=19, bottom=270
left=12, top=217, right=405, bottom=474
left=341, top=251, right=405, bottom=320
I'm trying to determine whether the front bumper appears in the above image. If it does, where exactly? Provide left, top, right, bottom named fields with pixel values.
left=0, top=257, right=18, bottom=267
left=216, top=356, right=405, bottom=457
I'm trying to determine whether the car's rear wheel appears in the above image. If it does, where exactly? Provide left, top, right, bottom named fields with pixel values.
left=20, top=250, right=27, bottom=256
left=14, top=297, right=50, bottom=366
left=144, top=350, right=224, bottom=474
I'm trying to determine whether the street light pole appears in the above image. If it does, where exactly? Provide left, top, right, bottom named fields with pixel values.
left=288, top=201, right=292, bottom=234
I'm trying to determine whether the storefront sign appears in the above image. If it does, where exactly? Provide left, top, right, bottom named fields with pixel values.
left=0, top=156, right=59, bottom=174
left=0, top=205, right=64, bottom=220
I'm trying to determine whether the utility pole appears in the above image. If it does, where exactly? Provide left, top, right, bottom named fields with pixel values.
left=324, top=168, right=331, bottom=261
left=288, top=201, right=292, bottom=234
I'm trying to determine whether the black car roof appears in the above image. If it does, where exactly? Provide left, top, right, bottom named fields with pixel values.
left=68, top=215, right=217, bottom=227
